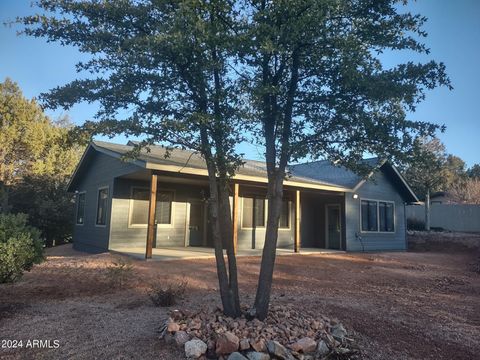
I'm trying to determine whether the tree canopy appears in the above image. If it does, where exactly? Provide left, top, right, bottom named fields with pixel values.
left=0, top=78, right=82, bottom=244
left=467, top=164, right=480, bottom=179
left=403, top=137, right=449, bottom=197
left=16, top=0, right=452, bottom=319
left=236, top=0, right=451, bottom=318
left=0, top=78, right=78, bottom=186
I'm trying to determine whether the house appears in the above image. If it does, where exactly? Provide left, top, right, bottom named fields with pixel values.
left=67, top=141, right=419, bottom=256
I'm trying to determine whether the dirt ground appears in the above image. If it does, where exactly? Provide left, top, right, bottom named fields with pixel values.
left=1, top=239, right=479, bottom=360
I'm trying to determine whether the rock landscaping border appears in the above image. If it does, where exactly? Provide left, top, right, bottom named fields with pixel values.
left=159, top=305, right=359, bottom=359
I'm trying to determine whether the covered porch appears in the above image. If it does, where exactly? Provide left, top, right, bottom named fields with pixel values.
left=108, top=169, right=348, bottom=258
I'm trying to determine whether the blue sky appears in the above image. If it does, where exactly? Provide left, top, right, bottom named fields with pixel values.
left=1, top=0, right=479, bottom=167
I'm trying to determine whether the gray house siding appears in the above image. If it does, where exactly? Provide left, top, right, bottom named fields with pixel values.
left=109, top=178, right=296, bottom=250
left=71, top=144, right=411, bottom=254
left=300, top=192, right=345, bottom=249
left=109, top=179, right=209, bottom=250
left=73, top=152, right=142, bottom=252
left=345, top=171, right=406, bottom=251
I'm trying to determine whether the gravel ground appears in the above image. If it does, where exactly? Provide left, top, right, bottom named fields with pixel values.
left=0, top=240, right=479, bottom=360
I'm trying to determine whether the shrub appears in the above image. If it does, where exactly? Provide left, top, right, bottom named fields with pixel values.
left=148, top=279, right=188, bottom=307
left=407, top=218, right=425, bottom=231
left=105, top=257, right=134, bottom=288
left=0, top=213, right=44, bottom=283
left=10, top=175, right=75, bottom=247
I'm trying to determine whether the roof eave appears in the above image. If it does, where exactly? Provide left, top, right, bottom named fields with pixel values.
left=350, top=160, right=419, bottom=203
left=145, top=161, right=350, bottom=192
left=66, top=142, right=148, bottom=192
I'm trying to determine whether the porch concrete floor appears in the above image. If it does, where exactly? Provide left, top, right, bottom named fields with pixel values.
left=111, top=246, right=343, bottom=261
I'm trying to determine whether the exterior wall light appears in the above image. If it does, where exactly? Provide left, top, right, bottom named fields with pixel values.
left=353, top=194, right=359, bottom=199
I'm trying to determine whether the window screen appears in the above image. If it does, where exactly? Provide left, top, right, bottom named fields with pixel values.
left=130, top=188, right=173, bottom=225
left=76, top=192, right=86, bottom=225
left=130, top=188, right=149, bottom=225
left=156, top=191, right=173, bottom=224
left=96, top=188, right=109, bottom=225
left=361, top=200, right=378, bottom=232
left=242, top=197, right=265, bottom=228
left=279, top=200, right=289, bottom=228
left=379, top=202, right=394, bottom=232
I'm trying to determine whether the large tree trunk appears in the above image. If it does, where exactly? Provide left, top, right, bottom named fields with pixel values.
left=205, top=169, right=241, bottom=317
left=200, top=127, right=241, bottom=318
left=253, top=49, right=300, bottom=320
left=217, top=180, right=241, bottom=316
left=253, top=175, right=284, bottom=320
left=425, top=188, right=431, bottom=231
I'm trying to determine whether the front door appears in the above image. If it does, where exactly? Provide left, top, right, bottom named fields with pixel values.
left=188, top=201, right=205, bottom=247
left=326, top=204, right=342, bottom=250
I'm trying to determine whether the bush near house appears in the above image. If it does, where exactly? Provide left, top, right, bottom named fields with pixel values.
left=0, top=213, right=44, bottom=283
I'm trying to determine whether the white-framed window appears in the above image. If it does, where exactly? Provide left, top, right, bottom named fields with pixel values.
left=96, top=187, right=109, bottom=226
left=360, top=199, right=395, bottom=233
left=129, top=187, right=174, bottom=227
left=76, top=191, right=86, bottom=225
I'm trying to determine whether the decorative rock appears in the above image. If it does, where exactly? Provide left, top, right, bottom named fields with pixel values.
left=239, top=338, right=250, bottom=351
left=246, top=352, right=271, bottom=360
left=246, top=308, right=257, bottom=320
left=185, top=339, right=208, bottom=359
left=266, top=340, right=295, bottom=360
left=206, top=339, right=217, bottom=359
left=167, top=320, right=180, bottom=333
left=216, top=332, right=240, bottom=355
left=228, top=352, right=249, bottom=360
left=174, top=331, right=190, bottom=346
left=251, top=339, right=267, bottom=352
left=190, top=318, right=203, bottom=330
left=171, top=309, right=183, bottom=321
left=331, top=324, right=347, bottom=341
left=290, top=337, right=316, bottom=353
left=164, top=333, right=175, bottom=344
left=316, top=340, right=329, bottom=356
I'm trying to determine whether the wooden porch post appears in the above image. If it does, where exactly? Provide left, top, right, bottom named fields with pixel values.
left=232, top=183, right=240, bottom=254
left=146, top=172, right=158, bottom=259
left=294, top=189, right=301, bottom=253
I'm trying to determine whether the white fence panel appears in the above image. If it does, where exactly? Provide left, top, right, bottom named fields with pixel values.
left=406, top=204, right=480, bottom=232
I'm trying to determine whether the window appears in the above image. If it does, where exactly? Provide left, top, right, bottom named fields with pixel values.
left=279, top=200, right=290, bottom=229
left=242, top=197, right=265, bottom=228
left=361, top=199, right=394, bottom=233
left=96, top=187, right=109, bottom=226
left=379, top=201, right=395, bottom=232
left=156, top=191, right=173, bottom=224
left=130, top=188, right=149, bottom=225
left=76, top=192, right=86, bottom=225
left=129, top=187, right=174, bottom=226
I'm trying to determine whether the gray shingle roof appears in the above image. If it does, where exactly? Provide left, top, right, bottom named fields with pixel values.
left=289, top=158, right=380, bottom=188
left=92, top=141, right=380, bottom=189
